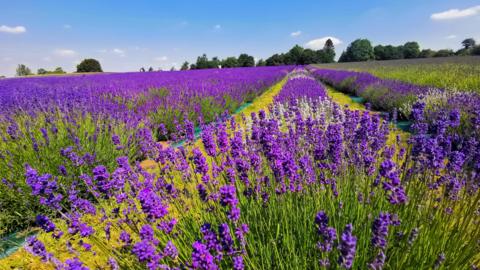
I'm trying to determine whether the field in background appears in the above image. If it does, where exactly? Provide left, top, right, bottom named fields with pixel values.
left=314, top=56, right=480, bottom=92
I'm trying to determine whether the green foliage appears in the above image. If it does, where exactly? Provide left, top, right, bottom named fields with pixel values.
left=36, top=67, right=66, bottom=75
left=339, top=39, right=374, bottom=62
left=461, top=38, right=476, bottom=49
left=15, top=64, right=32, bottom=77
left=238, top=54, right=255, bottom=67
left=221, top=57, right=238, bottom=68
left=256, top=59, right=266, bottom=66
left=402, top=42, right=420, bottom=59
left=76, top=59, right=103, bottom=73
left=180, top=61, right=189, bottom=70
left=472, top=45, right=480, bottom=56
left=195, top=54, right=210, bottom=69
left=419, top=49, right=435, bottom=58
left=433, top=49, right=454, bottom=58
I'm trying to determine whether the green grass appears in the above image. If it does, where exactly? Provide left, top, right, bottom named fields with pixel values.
left=314, top=56, right=480, bottom=93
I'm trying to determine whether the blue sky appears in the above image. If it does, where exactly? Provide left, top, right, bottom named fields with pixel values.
left=1, top=0, right=479, bottom=76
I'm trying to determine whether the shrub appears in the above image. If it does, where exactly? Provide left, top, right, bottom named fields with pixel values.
left=76, top=59, right=103, bottom=73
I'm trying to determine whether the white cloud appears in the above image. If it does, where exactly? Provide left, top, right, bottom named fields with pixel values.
left=154, top=56, right=168, bottom=61
left=54, top=49, right=77, bottom=57
left=445, top=34, right=457, bottom=39
left=42, top=56, right=52, bottom=62
left=2, top=57, right=13, bottom=61
left=290, top=31, right=302, bottom=37
left=431, top=5, right=480, bottom=20
left=213, top=24, right=221, bottom=30
left=63, top=24, right=72, bottom=29
left=0, top=25, right=26, bottom=34
left=112, top=48, right=126, bottom=57
left=305, top=36, right=342, bottom=50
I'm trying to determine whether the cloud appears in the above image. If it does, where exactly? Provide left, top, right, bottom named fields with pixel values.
left=305, top=36, right=342, bottom=50
left=112, top=48, right=126, bottom=57
left=431, top=5, right=480, bottom=20
left=445, top=34, right=457, bottom=39
left=154, top=56, right=168, bottom=61
left=213, top=24, right=221, bottom=30
left=54, top=49, right=77, bottom=57
left=0, top=25, right=26, bottom=34
left=63, top=24, right=72, bottom=29
left=290, top=31, right=302, bottom=37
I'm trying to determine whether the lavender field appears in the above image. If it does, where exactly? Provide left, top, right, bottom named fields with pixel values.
left=1, top=1, right=480, bottom=268
left=0, top=65, right=478, bottom=270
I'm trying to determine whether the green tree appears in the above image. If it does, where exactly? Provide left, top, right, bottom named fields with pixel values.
left=238, top=53, right=255, bottom=67
left=53, top=67, right=66, bottom=74
left=419, top=49, right=435, bottom=58
left=471, top=45, right=480, bottom=55
left=266, top=54, right=284, bottom=66
left=286, top=45, right=304, bottom=65
left=195, top=54, right=210, bottom=69
left=461, top=38, right=476, bottom=49
left=301, top=49, right=317, bottom=64
left=180, top=61, right=189, bottom=70
left=374, top=45, right=386, bottom=60
left=322, top=39, right=336, bottom=63
left=402, top=42, right=420, bottom=59
left=256, top=59, right=266, bottom=66
left=76, top=59, right=103, bottom=73
left=434, top=49, right=454, bottom=57
left=383, top=45, right=403, bottom=60
left=148, top=67, right=154, bottom=72
left=221, top=57, right=238, bottom=68
left=340, top=39, right=374, bottom=62
left=37, top=68, right=48, bottom=75
left=208, top=57, right=221, bottom=68
left=16, top=64, right=32, bottom=76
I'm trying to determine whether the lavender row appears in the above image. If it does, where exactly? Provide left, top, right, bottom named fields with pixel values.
left=309, top=68, right=480, bottom=124
left=273, top=68, right=328, bottom=104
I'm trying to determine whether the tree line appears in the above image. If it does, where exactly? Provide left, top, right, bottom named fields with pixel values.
left=15, top=59, right=103, bottom=77
left=338, top=38, right=480, bottom=62
left=180, top=39, right=337, bottom=70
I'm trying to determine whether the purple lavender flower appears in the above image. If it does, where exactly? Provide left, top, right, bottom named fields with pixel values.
left=338, top=224, right=357, bottom=269
left=191, top=241, right=218, bottom=270
left=65, top=257, right=89, bottom=270
left=36, top=215, right=56, bottom=233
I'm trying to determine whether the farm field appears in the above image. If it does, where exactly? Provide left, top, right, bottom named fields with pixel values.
left=0, top=66, right=479, bottom=270
left=313, top=56, right=480, bottom=93
left=2, top=1, right=480, bottom=269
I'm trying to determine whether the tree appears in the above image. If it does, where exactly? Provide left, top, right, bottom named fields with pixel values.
left=238, top=53, right=255, bottom=67
left=461, top=38, right=476, bottom=49
left=266, top=54, right=284, bottom=66
left=221, top=57, right=238, bottom=68
left=419, top=49, right=435, bottom=58
left=433, top=49, right=454, bottom=57
left=402, top=42, right=420, bottom=59
left=53, top=67, right=66, bottom=74
left=374, top=45, right=386, bottom=60
left=301, top=49, right=317, bottom=64
left=256, top=59, right=266, bottom=66
left=148, top=67, right=154, bottom=72
left=170, top=66, right=176, bottom=71
left=322, top=39, right=336, bottom=63
left=208, top=57, right=221, bottom=68
left=16, top=64, right=32, bottom=76
left=76, top=59, right=102, bottom=73
left=140, top=67, right=146, bottom=72
left=190, top=63, right=197, bottom=70
left=339, top=39, right=374, bottom=62
left=383, top=45, right=403, bottom=60
left=286, top=45, right=304, bottom=65
left=180, top=61, right=189, bottom=70
left=37, top=68, right=48, bottom=75
left=471, top=45, right=480, bottom=55
left=195, top=54, right=209, bottom=69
